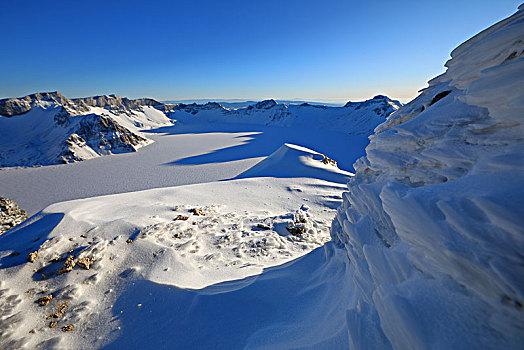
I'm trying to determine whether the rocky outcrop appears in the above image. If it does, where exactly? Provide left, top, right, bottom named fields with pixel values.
left=0, top=196, right=28, bottom=235
left=173, top=101, right=228, bottom=115
left=0, top=92, right=166, bottom=118
left=71, top=94, right=164, bottom=114
left=253, top=99, right=278, bottom=109
left=0, top=93, right=166, bottom=167
left=57, top=113, right=147, bottom=164
left=0, top=92, right=71, bottom=117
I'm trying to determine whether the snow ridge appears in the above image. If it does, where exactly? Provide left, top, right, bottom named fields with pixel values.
left=332, top=6, right=524, bottom=349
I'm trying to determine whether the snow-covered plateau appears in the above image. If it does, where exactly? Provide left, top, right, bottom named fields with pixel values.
left=0, top=5, right=523, bottom=350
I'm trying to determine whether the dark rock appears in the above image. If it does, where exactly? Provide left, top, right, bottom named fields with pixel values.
left=286, top=226, right=305, bottom=236
left=254, top=99, right=278, bottom=109
left=189, top=208, right=205, bottom=216
left=0, top=197, right=28, bottom=235
left=256, top=224, right=271, bottom=230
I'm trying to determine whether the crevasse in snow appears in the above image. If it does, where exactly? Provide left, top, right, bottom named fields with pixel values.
left=331, top=6, right=524, bottom=349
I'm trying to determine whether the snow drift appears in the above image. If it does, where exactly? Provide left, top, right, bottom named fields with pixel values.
left=238, top=143, right=352, bottom=184
left=331, top=6, right=524, bottom=349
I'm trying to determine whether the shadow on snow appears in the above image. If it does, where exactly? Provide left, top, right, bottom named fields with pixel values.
left=148, top=122, right=369, bottom=172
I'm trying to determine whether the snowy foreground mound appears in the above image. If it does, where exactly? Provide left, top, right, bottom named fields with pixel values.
left=0, top=144, right=352, bottom=348
left=332, top=6, right=524, bottom=349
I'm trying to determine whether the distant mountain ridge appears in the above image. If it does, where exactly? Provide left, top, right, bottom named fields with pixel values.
left=0, top=92, right=165, bottom=117
left=0, top=92, right=401, bottom=167
left=169, top=95, right=401, bottom=133
left=0, top=92, right=174, bottom=167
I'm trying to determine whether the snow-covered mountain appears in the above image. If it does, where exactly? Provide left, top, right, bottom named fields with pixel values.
left=0, top=93, right=400, bottom=168
left=331, top=5, right=524, bottom=349
left=0, top=92, right=174, bottom=167
left=170, top=95, right=401, bottom=133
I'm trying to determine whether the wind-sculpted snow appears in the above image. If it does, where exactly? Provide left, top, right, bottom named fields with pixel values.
left=332, top=6, right=524, bottom=349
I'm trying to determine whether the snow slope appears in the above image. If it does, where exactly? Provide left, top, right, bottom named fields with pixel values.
left=0, top=155, right=351, bottom=348
left=331, top=6, right=524, bottom=349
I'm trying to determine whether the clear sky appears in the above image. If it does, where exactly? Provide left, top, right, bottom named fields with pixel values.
left=1, top=0, right=521, bottom=102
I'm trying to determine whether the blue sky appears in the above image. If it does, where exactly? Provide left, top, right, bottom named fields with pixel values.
left=1, top=0, right=521, bottom=102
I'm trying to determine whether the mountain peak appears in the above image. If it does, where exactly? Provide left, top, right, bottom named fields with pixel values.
left=0, top=91, right=70, bottom=117
left=343, top=95, right=402, bottom=116
left=254, top=99, right=278, bottom=109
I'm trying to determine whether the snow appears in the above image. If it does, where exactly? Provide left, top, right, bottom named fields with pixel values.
left=170, top=96, right=400, bottom=135
left=0, top=156, right=353, bottom=348
left=87, top=105, right=173, bottom=132
left=238, top=143, right=353, bottom=183
left=331, top=6, right=524, bottom=349
left=0, top=97, right=371, bottom=349
left=0, top=124, right=368, bottom=215
left=0, top=5, right=522, bottom=350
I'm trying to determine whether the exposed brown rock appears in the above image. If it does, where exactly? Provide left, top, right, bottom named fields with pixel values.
left=49, top=321, right=58, bottom=329
left=322, top=155, right=337, bottom=167
left=62, top=325, right=74, bottom=332
left=76, top=257, right=94, bottom=270
left=0, top=197, right=28, bottom=235
left=256, top=224, right=271, bottom=230
left=173, top=215, right=189, bottom=221
left=189, top=208, right=205, bottom=216
left=47, top=301, right=68, bottom=319
left=286, top=226, right=305, bottom=237
left=38, top=295, right=53, bottom=306
left=57, top=255, right=75, bottom=275
left=27, top=251, right=38, bottom=263
left=57, top=301, right=68, bottom=314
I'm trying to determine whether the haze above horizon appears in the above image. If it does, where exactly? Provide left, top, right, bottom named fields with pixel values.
left=1, top=0, right=521, bottom=102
